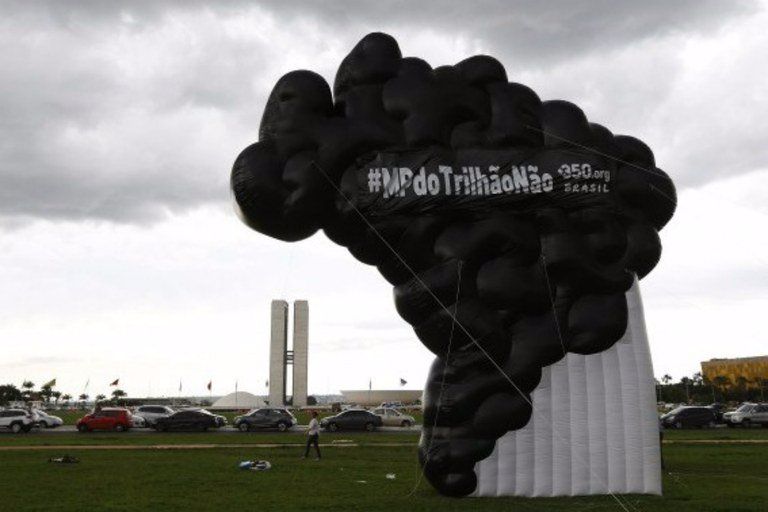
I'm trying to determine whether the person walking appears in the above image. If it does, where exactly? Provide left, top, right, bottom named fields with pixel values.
left=303, top=411, right=321, bottom=460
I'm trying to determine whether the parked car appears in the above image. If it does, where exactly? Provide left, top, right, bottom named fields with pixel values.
left=723, top=403, right=768, bottom=427
left=76, top=408, right=132, bottom=432
left=321, top=409, right=383, bottom=432
left=372, top=407, right=416, bottom=427
left=707, top=403, right=726, bottom=423
left=0, top=409, right=35, bottom=433
left=32, top=409, right=64, bottom=429
left=134, top=405, right=175, bottom=427
left=154, top=409, right=225, bottom=432
left=661, top=406, right=717, bottom=429
left=233, top=408, right=296, bottom=432
left=132, top=414, right=147, bottom=428
left=378, top=401, right=405, bottom=409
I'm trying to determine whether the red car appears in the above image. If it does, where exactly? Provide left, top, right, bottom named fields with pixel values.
left=76, top=408, right=132, bottom=432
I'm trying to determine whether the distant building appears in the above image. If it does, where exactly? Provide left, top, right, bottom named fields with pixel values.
left=341, top=389, right=423, bottom=406
left=701, top=355, right=768, bottom=387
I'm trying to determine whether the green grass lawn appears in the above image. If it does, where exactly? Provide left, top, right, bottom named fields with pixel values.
left=0, top=430, right=766, bottom=511
left=0, top=430, right=420, bottom=447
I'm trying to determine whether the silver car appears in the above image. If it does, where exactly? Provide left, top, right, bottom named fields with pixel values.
left=372, top=407, right=416, bottom=427
left=32, top=409, right=64, bottom=428
left=724, top=403, right=768, bottom=428
left=134, top=405, right=174, bottom=427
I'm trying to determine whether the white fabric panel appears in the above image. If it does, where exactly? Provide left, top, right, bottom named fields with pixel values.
left=602, top=344, right=626, bottom=491
left=551, top=358, right=572, bottom=495
left=497, top=431, right=514, bottom=494
left=628, top=284, right=663, bottom=495
left=617, top=325, right=643, bottom=491
left=472, top=279, right=662, bottom=497
left=532, top=366, right=553, bottom=496
left=568, top=354, right=590, bottom=495
left=585, top=354, right=608, bottom=494
left=514, top=420, right=535, bottom=496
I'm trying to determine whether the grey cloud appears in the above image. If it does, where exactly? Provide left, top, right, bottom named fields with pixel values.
left=265, top=0, right=756, bottom=66
left=0, top=0, right=762, bottom=226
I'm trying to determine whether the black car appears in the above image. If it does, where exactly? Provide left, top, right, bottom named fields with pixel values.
left=320, top=410, right=384, bottom=432
left=234, top=408, right=296, bottom=432
left=154, top=409, right=226, bottom=432
left=661, top=406, right=717, bottom=429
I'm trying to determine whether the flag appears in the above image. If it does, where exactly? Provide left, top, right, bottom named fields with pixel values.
left=42, top=378, right=56, bottom=388
left=400, top=378, right=407, bottom=386
left=109, top=378, right=119, bottom=386
left=206, top=380, right=212, bottom=391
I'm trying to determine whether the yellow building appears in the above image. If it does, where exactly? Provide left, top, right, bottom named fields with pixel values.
left=701, top=356, right=768, bottom=388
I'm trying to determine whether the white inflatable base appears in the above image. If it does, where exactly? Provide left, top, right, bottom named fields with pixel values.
left=473, top=280, right=661, bottom=497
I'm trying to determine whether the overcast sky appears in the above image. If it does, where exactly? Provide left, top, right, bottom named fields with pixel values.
left=1, top=1, right=766, bottom=399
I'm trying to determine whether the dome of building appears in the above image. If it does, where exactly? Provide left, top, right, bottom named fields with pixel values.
left=210, top=391, right=265, bottom=410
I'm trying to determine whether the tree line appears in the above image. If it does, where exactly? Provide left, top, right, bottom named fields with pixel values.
left=0, top=381, right=126, bottom=407
left=656, top=372, right=768, bottom=404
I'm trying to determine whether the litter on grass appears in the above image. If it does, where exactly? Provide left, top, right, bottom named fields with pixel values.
left=238, top=460, right=272, bottom=471
left=386, top=473, right=396, bottom=480
left=48, top=455, right=80, bottom=464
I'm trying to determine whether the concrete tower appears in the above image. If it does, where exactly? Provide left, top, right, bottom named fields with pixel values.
left=292, top=300, right=309, bottom=407
left=268, top=299, right=309, bottom=407
left=269, top=300, right=288, bottom=407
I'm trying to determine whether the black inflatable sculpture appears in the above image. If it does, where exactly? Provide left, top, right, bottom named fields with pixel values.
left=231, top=33, right=675, bottom=497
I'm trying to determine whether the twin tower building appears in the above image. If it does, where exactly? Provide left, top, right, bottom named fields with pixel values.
left=269, top=300, right=308, bottom=407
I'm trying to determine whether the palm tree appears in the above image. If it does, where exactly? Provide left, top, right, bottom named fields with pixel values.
left=95, top=394, right=106, bottom=403
left=52, top=390, right=62, bottom=407
left=111, top=389, right=127, bottom=405
left=659, top=374, right=672, bottom=402
left=21, top=381, right=35, bottom=401
left=61, top=394, right=72, bottom=407
left=680, top=376, right=693, bottom=402
left=692, top=372, right=703, bottom=386
left=39, top=384, right=53, bottom=405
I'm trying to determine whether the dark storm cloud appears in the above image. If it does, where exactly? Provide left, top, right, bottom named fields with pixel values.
left=0, top=0, right=761, bottom=225
left=267, top=0, right=756, bottom=65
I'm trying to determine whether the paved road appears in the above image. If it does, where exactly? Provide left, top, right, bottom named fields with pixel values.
left=11, top=424, right=421, bottom=435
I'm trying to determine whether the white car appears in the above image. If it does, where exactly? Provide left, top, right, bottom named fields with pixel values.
left=32, top=409, right=64, bottom=428
left=0, top=409, right=35, bottom=433
left=724, top=403, right=768, bottom=427
left=134, top=405, right=175, bottom=427
left=131, top=414, right=147, bottom=428
left=372, top=407, right=416, bottom=427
